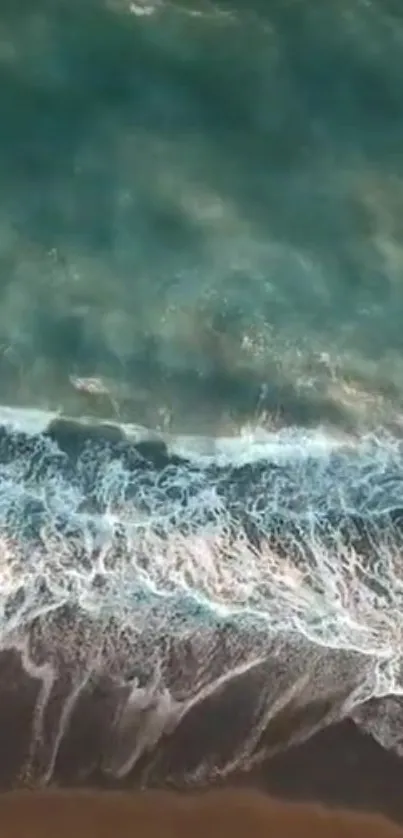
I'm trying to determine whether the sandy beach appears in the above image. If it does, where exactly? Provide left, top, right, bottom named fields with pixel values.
left=1, top=788, right=403, bottom=838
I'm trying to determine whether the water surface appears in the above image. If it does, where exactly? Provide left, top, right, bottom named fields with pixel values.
left=2, top=0, right=403, bottom=433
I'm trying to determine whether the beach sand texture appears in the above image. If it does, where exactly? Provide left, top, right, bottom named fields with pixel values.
left=0, top=789, right=402, bottom=838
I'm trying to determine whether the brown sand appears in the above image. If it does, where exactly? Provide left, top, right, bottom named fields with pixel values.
left=0, top=789, right=402, bottom=838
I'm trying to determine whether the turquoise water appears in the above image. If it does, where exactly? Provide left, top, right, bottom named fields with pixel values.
left=2, top=0, right=403, bottom=433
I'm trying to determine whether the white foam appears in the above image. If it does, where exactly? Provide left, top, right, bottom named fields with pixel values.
left=0, top=405, right=400, bottom=657
left=0, top=405, right=58, bottom=436
left=1, top=403, right=403, bottom=780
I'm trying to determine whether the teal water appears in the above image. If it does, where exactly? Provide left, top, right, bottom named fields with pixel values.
left=1, top=0, right=403, bottom=434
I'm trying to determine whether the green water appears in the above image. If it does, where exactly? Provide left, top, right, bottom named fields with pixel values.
left=1, top=0, right=403, bottom=435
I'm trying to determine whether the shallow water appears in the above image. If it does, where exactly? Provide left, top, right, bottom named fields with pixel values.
left=0, top=411, right=401, bottom=788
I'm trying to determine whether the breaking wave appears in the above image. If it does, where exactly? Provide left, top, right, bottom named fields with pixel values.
left=0, top=406, right=403, bottom=787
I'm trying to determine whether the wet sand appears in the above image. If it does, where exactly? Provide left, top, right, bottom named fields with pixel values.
left=1, top=641, right=403, bottom=824
left=1, top=788, right=403, bottom=838
left=253, top=720, right=403, bottom=823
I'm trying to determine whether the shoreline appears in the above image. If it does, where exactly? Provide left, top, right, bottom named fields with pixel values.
left=0, top=407, right=402, bottom=821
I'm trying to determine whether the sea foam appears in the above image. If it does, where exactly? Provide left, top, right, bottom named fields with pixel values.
left=0, top=406, right=402, bottom=786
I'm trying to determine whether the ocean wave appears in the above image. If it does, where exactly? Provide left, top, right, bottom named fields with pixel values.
left=0, top=406, right=402, bottom=787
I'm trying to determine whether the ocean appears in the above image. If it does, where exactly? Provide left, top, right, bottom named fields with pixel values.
left=2, top=0, right=403, bottom=435
left=1, top=0, right=403, bottom=810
